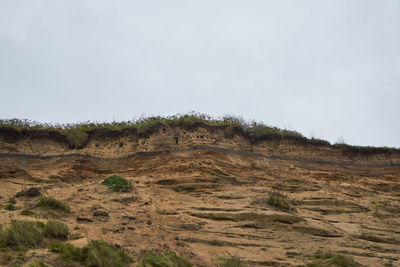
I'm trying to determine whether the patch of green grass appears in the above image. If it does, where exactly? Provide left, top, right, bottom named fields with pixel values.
left=214, top=254, right=248, bottom=267
left=37, top=196, right=70, bottom=212
left=44, top=220, right=69, bottom=239
left=20, top=209, right=36, bottom=216
left=49, top=242, right=85, bottom=262
left=137, top=251, right=193, bottom=267
left=29, top=259, right=49, bottom=267
left=0, top=220, right=45, bottom=251
left=5, top=203, right=18, bottom=211
left=102, top=175, right=132, bottom=191
left=0, top=220, right=69, bottom=252
left=85, top=240, right=132, bottom=267
left=49, top=240, right=132, bottom=267
left=266, top=192, right=297, bottom=212
left=308, top=252, right=359, bottom=267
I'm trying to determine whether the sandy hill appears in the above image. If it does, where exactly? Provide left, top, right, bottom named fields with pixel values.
left=0, top=118, right=399, bottom=266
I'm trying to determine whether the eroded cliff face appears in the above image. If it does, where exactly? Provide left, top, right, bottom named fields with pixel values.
left=0, top=126, right=399, bottom=266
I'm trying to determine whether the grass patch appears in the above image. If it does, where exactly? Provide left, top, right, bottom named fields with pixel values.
left=5, top=203, right=18, bottom=211
left=28, top=259, right=49, bottom=267
left=44, top=220, right=69, bottom=239
left=20, top=209, right=36, bottom=216
left=308, top=252, right=359, bottom=267
left=37, top=196, right=70, bottom=212
left=69, top=233, right=84, bottom=240
left=102, top=175, right=132, bottom=191
left=49, top=242, right=84, bottom=262
left=137, top=251, right=193, bottom=267
left=0, top=220, right=69, bottom=251
left=15, top=191, right=27, bottom=197
left=266, top=192, right=297, bottom=212
left=15, top=187, right=42, bottom=198
left=41, top=210, right=60, bottom=219
left=0, top=220, right=45, bottom=251
left=214, top=254, right=248, bottom=267
left=49, top=240, right=132, bottom=267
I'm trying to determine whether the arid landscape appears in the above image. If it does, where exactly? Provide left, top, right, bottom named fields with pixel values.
left=0, top=118, right=399, bottom=266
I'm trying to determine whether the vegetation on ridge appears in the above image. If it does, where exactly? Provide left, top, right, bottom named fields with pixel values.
left=1, top=113, right=398, bottom=152
left=0, top=113, right=307, bottom=144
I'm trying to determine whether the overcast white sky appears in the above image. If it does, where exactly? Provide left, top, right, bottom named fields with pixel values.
left=1, top=1, right=399, bottom=147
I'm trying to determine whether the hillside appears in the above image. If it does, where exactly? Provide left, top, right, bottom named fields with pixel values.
left=0, top=117, right=399, bottom=266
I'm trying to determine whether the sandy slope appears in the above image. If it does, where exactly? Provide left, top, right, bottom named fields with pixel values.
left=0, top=126, right=399, bottom=266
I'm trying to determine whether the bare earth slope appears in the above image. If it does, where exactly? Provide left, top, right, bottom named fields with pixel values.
left=0, top=126, right=399, bottom=266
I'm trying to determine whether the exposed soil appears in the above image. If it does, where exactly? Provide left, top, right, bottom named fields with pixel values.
left=0, top=126, right=399, bottom=266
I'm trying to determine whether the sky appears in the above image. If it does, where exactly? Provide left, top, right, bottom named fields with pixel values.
left=1, top=1, right=399, bottom=147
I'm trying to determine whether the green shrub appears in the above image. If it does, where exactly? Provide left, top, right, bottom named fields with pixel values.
left=137, top=252, right=193, bottom=267
left=266, top=192, right=296, bottom=212
left=44, top=220, right=69, bottom=239
left=65, top=128, right=88, bottom=148
left=308, top=252, right=359, bottom=267
left=20, top=209, right=36, bottom=216
left=5, top=203, right=17, bottom=211
left=37, top=196, right=70, bottom=212
left=102, top=175, right=132, bottom=191
left=214, top=254, right=247, bottom=267
left=50, top=240, right=132, bottom=267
